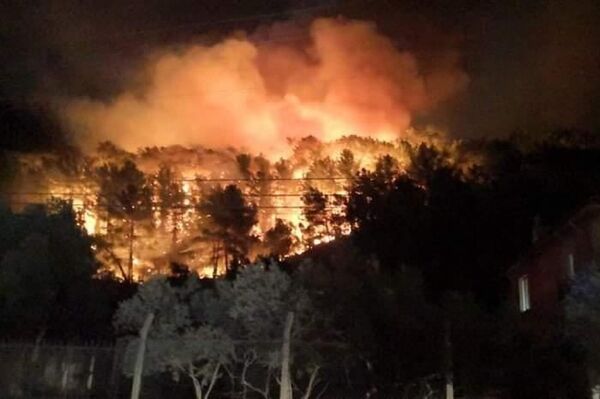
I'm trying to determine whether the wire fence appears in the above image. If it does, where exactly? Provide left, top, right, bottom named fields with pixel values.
left=0, top=340, right=467, bottom=398
left=0, top=341, right=121, bottom=399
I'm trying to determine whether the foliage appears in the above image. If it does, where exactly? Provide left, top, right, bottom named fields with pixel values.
left=301, top=186, right=330, bottom=246
left=346, top=169, right=427, bottom=269
left=96, top=159, right=153, bottom=280
left=115, top=262, right=319, bottom=398
left=228, top=264, right=310, bottom=341
left=96, top=160, right=153, bottom=222
left=566, top=268, right=600, bottom=375
left=155, top=165, right=186, bottom=240
left=0, top=200, right=121, bottom=340
left=263, top=219, right=295, bottom=259
left=336, top=149, right=358, bottom=179
left=115, top=276, right=233, bottom=398
left=406, top=143, right=450, bottom=185
left=197, top=184, right=258, bottom=271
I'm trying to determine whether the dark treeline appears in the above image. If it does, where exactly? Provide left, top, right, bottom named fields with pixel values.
left=1, top=129, right=600, bottom=397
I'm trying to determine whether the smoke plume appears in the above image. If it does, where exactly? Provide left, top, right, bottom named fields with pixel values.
left=63, top=18, right=468, bottom=155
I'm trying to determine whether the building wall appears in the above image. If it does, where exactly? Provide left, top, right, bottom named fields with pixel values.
left=507, top=212, right=598, bottom=327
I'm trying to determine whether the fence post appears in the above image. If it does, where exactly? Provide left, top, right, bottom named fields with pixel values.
left=61, top=344, right=74, bottom=399
left=87, top=353, right=96, bottom=391
left=109, top=339, right=128, bottom=399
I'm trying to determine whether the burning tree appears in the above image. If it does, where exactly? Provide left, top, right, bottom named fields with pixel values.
left=263, top=219, right=295, bottom=260
left=6, top=133, right=481, bottom=278
left=336, top=149, right=359, bottom=179
left=96, top=160, right=152, bottom=281
left=154, top=165, right=186, bottom=245
left=197, top=184, right=258, bottom=276
left=236, top=153, right=274, bottom=233
left=300, top=186, right=330, bottom=247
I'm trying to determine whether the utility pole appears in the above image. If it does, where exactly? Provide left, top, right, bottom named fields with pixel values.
left=280, top=312, right=294, bottom=399
left=131, top=313, right=154, bottom=399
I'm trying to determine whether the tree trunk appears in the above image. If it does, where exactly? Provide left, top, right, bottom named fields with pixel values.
left=444, top=318, right=454, bottom=399
left=205, top=363, right=220, bottom=399
left=171, top=222, right=178, bottom=246
left=301, top=367, right=319, bottom=399
left=224, top=240, right=229, bottom=274
left=189, top=363, right=220, bottom=399
left=128, top=219, right=135, bottom=281
left=191, top=373, right=203, bottom=399
left=280, top=312, right=294, bottom=399
left=130, top=313, right=154, bottom=399
left=265, top=366, right=272, bottom=398
left=212, top=241, right=219, bottom=278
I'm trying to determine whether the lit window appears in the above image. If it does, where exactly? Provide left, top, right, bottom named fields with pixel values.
left=518, top=275, right=530, bottom=312
left=567, top=253, right=575, bottom=278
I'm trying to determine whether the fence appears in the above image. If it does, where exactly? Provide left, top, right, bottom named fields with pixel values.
left=0, top=341, right=122, bottom=399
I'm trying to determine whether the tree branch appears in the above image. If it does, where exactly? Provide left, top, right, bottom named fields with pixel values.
left=204, top=363, right=221, bottom=399
left=243, top=379, right=270, bottom=399
left=315, top=382, right=329, bottom=399
left=301, top=366, right=320, bottom=399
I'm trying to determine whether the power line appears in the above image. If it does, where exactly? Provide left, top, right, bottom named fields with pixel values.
left=183, top=176, right=351, bottom=182
left=5, top=200, right=343, bottom=211
left=0, top=191, right=348, bottom=197
left=0, top=176, right=352, bottom=189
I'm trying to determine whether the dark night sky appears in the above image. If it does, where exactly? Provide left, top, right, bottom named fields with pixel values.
left=1, top=0, right=599, bottom=151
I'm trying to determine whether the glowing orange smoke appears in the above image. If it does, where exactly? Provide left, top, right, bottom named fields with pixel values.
left=64, top=17, right=467, bottom=158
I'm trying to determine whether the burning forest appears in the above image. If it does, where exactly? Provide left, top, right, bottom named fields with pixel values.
left=3, top=2, right=600, bottom=397
left=4, top=130, right=480, bottom=280
left=2, top=17, right=472, bottom=280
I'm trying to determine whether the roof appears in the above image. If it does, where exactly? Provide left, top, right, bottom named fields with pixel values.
left=507, top=201, right=600, bottom=277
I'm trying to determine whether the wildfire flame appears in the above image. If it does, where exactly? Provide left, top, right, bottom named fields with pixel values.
left=10, top=17, right=469, bottom=279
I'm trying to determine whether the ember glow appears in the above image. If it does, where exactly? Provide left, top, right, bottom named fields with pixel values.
left=11, top=135, right=437, bottom=280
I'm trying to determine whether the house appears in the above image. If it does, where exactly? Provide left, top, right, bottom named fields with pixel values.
left=507, top=203, right=600, bottom=328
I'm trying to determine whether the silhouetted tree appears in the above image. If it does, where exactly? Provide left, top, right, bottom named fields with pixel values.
left=566, top=269, right=600, bottom=394
left=407, top=143, right=449, bottom=185
left=274, top=158, right=293, bottom=180
left=155, top=165, right=186, bottom=244
left=252, top=155, right=273, bottom=233
left=337, top=149, right=359, bottom=179
left=197, top=185, right=258, bottom=275
left=264, top=219, right=295, bottom=259
left=0, top=200, right=125, bottom=341
left=347, top=169, right=427, bottom=269
left=96, top=160, right=152, bottom=281
left=301, top=186, right=330, bottom=247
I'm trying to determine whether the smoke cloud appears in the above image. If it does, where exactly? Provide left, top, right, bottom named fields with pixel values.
left=63, top=18, right=468, bottom=155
